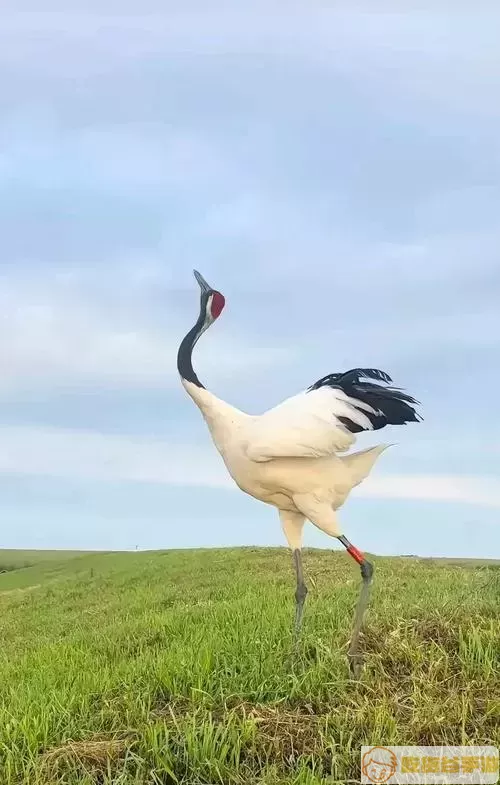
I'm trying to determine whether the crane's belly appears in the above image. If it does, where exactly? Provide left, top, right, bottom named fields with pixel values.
left=218, top=452, right=300, bottom=511
left=235, top=480, right=297, bottom=512
left=218, top=446, right=352, bottom=513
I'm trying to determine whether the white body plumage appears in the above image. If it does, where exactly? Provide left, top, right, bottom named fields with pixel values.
left=182, top=379, right=388, bottom=547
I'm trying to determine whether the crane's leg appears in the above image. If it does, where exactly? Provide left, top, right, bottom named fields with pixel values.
left=337, top=534, right=374, bottom=678
left=293, top=548, right=308, bottom=635
left=292, top=495, right=373, bottom=677
left=279, top=510, right=307, bottom=638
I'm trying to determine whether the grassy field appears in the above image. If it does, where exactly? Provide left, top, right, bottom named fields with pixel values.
left=0, top=547, right=498, bottom=784
left=0, top=550, right=96, bottom=573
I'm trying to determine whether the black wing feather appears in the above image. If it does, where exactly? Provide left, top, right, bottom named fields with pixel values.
left=308, top=367, right=422, bottom=434
left=309, top=368, right=393, bottom=390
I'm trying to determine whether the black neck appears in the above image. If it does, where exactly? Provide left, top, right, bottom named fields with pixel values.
left=177, top=312, right=206, bottom=388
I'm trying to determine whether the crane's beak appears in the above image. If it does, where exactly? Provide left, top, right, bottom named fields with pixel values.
left=193, top=269, right=212, bottom=295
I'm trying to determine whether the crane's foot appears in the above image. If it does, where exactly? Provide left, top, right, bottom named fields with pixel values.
left=348, top=652, right=364, bottom=679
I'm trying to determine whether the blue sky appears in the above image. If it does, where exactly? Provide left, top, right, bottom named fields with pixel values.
left=1, top=3, right=499, bottom=557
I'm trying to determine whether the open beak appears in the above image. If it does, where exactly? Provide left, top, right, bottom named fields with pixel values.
left=193, top=269, right=212, bottom=295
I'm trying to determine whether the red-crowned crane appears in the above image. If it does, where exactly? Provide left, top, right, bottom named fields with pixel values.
left=177, top=270, right=422, bottom=675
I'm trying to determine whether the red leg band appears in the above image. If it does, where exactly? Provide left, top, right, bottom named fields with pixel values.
left=347, top=544, right=365, bottom=565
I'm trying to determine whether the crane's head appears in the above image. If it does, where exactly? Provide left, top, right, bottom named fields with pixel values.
left=193, top=269, right=225, bottom=326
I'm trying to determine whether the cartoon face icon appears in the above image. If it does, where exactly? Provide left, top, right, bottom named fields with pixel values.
left=362, top=747, right=398, bottom=783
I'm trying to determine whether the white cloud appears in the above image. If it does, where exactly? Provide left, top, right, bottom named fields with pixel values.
left=1, top=424, right=499, bottom=509
left=0, top=425, right=230, bottom=487
left=1, top=5, right=499, bottom=120
left=0, top=117, right=231, bottom=195
left=0, top=274, right=293, bottom=393
left=355, top=474, right=500, bottom=508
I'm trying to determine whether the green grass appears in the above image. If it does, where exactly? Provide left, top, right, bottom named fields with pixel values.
left=0, top=550, right=96, bottom=573
left=0, top=548, right=499, bottom=784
